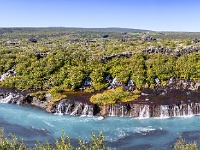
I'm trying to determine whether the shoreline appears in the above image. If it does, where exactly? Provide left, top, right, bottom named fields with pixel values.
left=0, top=78, right=200, bottom=118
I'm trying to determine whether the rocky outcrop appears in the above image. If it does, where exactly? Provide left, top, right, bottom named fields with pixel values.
left=34, top=50, right=49, bottom=59
left=29, top=37, right=37, bottom=43
left=101, top=52, right=134, bottom=63
left=101, top=46, right=200, bottom=63
left=0, top=90, right=24, bottom=104
left=140, top=35, right=156, bottom=42
left=142, top=46, right=200, bottom=56
left=4, top=41, right=19, bottom=46
left=0, top=67, right=16, bottom=82
left=0, top=88, right=50, bottom=109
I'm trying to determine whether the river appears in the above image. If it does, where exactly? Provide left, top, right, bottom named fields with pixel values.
left=1, top=104, right=200, bottom=149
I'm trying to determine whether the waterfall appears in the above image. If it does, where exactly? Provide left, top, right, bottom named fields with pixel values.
left=81, top=104, right=89, bottom=116
left=87, top=107, right=93, bottom=116
left=0, top=67, right=16, bottom=82
left=0, top=94, right=13, bottom=103
left=65, top=104, right=71, bottom=114
left=173, top=105, right=180, bottom=117
left=55, top=102, right=63, bottom=115
left=139, top=105, right=150, bottom=119
left=187, top=104, right=193, bottom=116
left=160, top=105, right=169, bottom=118
left=180, top=105, right=186, bottom=116
left=70, top=103, right=82, bottom=116
left=121, top=106, right=124, bottom=117
left=108, top=104, right=116, bottom=116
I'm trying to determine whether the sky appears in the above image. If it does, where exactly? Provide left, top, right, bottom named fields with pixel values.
left=0, top=0, right=200, bottom=32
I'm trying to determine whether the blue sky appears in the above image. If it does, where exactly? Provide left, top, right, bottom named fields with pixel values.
left=0, top=0, right=200, bottom=31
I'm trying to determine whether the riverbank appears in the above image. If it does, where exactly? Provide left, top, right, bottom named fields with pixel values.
left=0, top=78, right=200, bottom=118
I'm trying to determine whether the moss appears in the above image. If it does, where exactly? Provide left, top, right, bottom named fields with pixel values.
left=90, top=86, right=141, bottom=105
left=30, top=91, right=47, bottom=99
left=48, top=86, right=67, bottom=103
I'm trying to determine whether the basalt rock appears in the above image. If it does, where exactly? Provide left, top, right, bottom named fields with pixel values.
left=101, top=52, right=134, bottom=63
left=140, top=35, right=156, bottom=42
left=0, top=91, right=24, bottom=104
left=142, top=46, right=200, bottom=56
left=29, top=37, right=37, bottom=43
left=101, top=45, right=200, bottom=64
left=25, top=96, right=48, bottom=109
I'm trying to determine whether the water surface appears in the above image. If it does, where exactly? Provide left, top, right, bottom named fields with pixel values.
left=1, top=104, right=200, bottom=149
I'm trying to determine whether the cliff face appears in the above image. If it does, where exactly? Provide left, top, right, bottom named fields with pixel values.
left=103, top=103, right=199, bottom=118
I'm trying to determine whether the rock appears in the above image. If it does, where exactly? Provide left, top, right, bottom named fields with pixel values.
left=29, top=37, right=37, bottom=43
left=102, top=35, right=109, bottom=38
left=194, top=82, right=200, bottom=90
left=192, top=39, right=200, bottom=44
left=142, top=46, right=200, bottom=56
left=140, top=35, right=156, bottom=42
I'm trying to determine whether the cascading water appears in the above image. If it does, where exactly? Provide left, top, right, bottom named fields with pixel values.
left=173, top=105, right=181, bottom=117
left=54, top=99, right=94, bottom=116
left=81, top=104, right=89, bottom=116
left=121, top=106, right=124, bottom=117
left=55, top=102, right=63, bottom=115
left=160, top=105, right=169, bottom=118
left=0, top=94, right=13, bottom=103
left=108, top=104, right=115, bottom=116
left=70, top=103, right=82, bottom=116
left=139, top=105, right=150, bottom=119
left=65, top=104, right=71, bottom=114
left=187, top=104, right=193, bottom=116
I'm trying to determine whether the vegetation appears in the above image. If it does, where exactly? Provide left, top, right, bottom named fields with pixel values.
left=174, top=136, right=198, bottom=150
left=90, top=87, right=140, bottom=105
left=0, top=128, right=199, bottom=150
left=0, top=129, right=109, bottom=150
left=0, top=28, right=200, bottom=105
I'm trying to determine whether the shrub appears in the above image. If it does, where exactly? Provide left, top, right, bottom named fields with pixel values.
left=174, top=136, right=198, bottom=150
left=90, top=86, right=141, bottom=105
left=0, top=129, right=109, bottom=150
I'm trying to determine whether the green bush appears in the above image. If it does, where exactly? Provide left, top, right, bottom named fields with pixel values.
left=174, top=136, right=198, bottom=150
left=90, top=86, right=141, bottom=105
left=0, top=129, right=109, bottom=150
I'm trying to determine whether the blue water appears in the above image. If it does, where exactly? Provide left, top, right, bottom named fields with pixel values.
left=1, top=104, right=200, bottom=150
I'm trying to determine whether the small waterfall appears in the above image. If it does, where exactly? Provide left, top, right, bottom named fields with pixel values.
left=0, top=94, right=13, bottom=103
left=87, top=106, right=93, bottom=116
left=139, top=105, right=150, bottom=119
left=160, top=105, right=169, bottom=118
left=55, top=102, right=63, bottom=115
left=180, top=105, right=186, bottom=116
left=187, top=104, right=193, bottom=116
left=65, top=104, right=72, bottom=114
left=70, top=103, right=82, bottom=116
left=173, top=105, right=180, bottom=117
left=121, top=106, right=124, bottom=117
left=0, top=67, right=16, bottom=82
left=108, top=104, right=116, bottom=116
left=81, top=104, right=89, bottom=116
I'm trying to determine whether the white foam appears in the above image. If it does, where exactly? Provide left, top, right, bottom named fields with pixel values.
left=0, top=94, right=13, bottom=103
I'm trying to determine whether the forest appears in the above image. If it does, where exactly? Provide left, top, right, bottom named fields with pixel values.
left=0, top=28, right=200, bottom=105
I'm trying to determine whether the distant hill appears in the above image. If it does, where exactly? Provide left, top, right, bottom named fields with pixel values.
left=0, top=27, right=150, bottom=34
